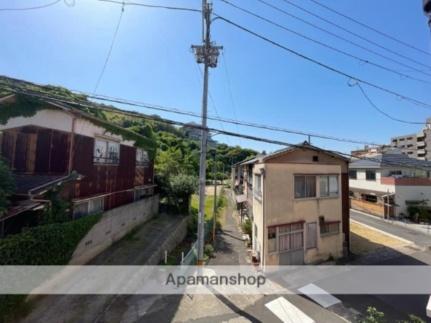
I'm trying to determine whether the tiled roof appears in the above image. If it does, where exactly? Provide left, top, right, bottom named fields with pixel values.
left=349, top=153, right=431, bottom=169
left=262, top=141, right=349, bottom=162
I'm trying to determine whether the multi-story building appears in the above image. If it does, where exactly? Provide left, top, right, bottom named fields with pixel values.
left=0, top=93, right=156, bottom=235
left=389, top=118, right=431, bottom=160
left=234, top=142, right=350, bottom=266
left=349, top=151, right=431, bottom=218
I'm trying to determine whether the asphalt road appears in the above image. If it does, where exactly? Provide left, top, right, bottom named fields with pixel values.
left=346, top=210, right=431, bottom=322
left=351, top=209, right=431, bottom=247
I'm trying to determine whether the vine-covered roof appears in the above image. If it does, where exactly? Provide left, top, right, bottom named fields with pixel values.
left=0, top=76, right=157, bottom=160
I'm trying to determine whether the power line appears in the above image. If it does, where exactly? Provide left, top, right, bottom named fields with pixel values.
left=354, top=83, right=426, bottom=125
left=5, top=80, right=383, bottom=146
left=93, top=2, right=125, bottom=94
left=221, top=51, right=243, bottom=144
left=0, top=0, right=61, bottom=11
left=98, top=0, right=201, bottom=13
left=11, top=88, right=431, bottom=171
left=215, top=15, right=431, bottom=110
left=307, top=0, right=431, bottom=57
left=221, top=0, right=431, bottom=85
left=79, top=91, right=384, bottom=146
left=278, top=0, right=431, bottom=71
left=252, top=0, right=431, bottom=78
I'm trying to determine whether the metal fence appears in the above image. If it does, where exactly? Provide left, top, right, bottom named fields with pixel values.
left=181, top=221, right=213, bottom=265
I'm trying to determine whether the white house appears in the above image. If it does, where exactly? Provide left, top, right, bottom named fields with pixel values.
left=349, top=152, right=431, bottom=218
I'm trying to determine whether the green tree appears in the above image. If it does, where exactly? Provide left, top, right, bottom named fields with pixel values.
left=0, top=159, right=15, bottom=217
left=168, top=174, right=198, bottom=213
left=42, top=186, right=70, bottom=224
left=362, top=307, right=385, bottom=323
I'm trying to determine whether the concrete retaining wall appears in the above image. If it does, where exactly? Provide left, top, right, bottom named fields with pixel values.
left=146, top=216, right=189, bottom=265
left=351, top=198, right=384, bottom=218
left=70, top=195, right=159, bottom=265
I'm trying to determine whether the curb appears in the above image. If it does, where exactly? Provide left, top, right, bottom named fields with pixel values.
left=350, top=219, right=414, bottom=245
left=350, top=208, right=431, bottom=237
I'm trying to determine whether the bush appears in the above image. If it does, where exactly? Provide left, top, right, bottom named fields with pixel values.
left=0, top=213, right=101, bottom=265
left=204, top=244, right=214, bottom=258
left=361, top=306, right=385, bottom=323
left=187, top=212, right=198, bottom=240
left=0, top=214, right=101, bottom=321
left=0, top=159, right=15, bottom=217
left=41, top=186, right=71, bottom=224
left=242, top=218, right=252, bottom=237
left=407, top=205, right=431, bottom=223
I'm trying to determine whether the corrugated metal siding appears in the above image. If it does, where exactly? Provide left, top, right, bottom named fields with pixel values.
left=0, top=131, right=15, bottom=166
left=35, top=129, right=51, bottom=173
left=0, top=127, right=154, bottom=211
left=71, top=134, right=153, bottom=210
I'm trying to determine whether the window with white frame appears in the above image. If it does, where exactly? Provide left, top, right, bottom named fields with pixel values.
left=73, top=201, right=89, bottom=218
left=94, top=138, right=120, bottom=164
left=89, top=197, right=104, bottom=214
left=136, top=148, right=150, bottom=166
left=73, top=196, right=104, bottom=218
left=319, top=175, right=339, bottom=197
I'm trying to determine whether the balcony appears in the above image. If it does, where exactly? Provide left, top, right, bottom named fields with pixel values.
left=417, top=141, right=426, bottom=148
left=417, top=149, right=426, bottom=156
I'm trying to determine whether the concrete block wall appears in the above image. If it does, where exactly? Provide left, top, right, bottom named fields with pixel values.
left=145, top=216, right=189, bottom=265
left=69, top=195, right=159, bottom=265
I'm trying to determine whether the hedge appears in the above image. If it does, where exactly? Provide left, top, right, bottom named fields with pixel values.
left=0, top=214, right=101, bottom=322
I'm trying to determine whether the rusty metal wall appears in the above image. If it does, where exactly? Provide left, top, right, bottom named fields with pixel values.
left=0, top=127, right=154, bottom=211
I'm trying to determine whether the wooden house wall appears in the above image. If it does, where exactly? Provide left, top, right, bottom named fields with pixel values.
left=1, top=126, right=154, bottom=211
left=0, top=126, right=70, bottom=174
left=72, top=134, right=151, bottom=208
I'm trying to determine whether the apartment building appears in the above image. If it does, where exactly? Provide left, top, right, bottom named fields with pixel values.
left=390, top=118, right=431, bottom=160
left=234, top=142, right=350, bottom=266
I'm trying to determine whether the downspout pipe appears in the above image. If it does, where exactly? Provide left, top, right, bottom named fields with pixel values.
left=68, top=116, right=77, bottom=174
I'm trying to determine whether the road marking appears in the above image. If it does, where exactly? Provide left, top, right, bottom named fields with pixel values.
left=350, top=219, right=413, bottom=244
left=297, top=284, right=341, bottom=308
left=265, top=297, right=314, bottom=323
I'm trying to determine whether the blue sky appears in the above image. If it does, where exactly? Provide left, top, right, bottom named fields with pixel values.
left=1, top=0, right=431, bottom=154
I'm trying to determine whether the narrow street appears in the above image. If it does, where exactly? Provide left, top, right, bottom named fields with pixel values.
left=208, top=194, right=249, bottom=265
left=156, top=191, right=347, bottom=323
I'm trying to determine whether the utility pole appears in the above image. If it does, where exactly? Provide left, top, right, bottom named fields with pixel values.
left=425, top=0, right=431, bottom=27
left=192, top=0, right=222, bottom=264
left=212, top=150, right=217, bottom=243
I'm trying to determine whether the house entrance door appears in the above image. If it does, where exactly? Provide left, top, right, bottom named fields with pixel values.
left=277, top=222, right=305, bottom=265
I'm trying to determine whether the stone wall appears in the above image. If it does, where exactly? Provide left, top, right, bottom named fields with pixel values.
left=69, top=195, right=159, bottom=265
